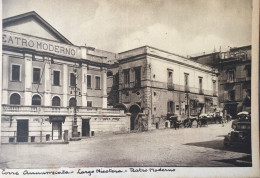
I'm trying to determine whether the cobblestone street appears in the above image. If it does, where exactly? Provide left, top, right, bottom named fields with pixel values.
left=0, top=122, right=251, bottom=168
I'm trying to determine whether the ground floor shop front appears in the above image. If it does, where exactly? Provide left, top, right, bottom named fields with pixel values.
left=115, top=89, right=219, bottom=131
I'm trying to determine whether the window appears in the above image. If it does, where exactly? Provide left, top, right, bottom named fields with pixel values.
left=168, top=70, right=173, bottom=84
left=229, top=90, right=235, bottom=101
left=107, top=71, right=113, bottom=77
left=167, top=69, right=174, bottom=90
left=134, top=67, right=141, bottom=87
left=87, top=101, right=92, bottom=107
left=10, top=93, right=21, bottom=105
left=70, top=73, right=76, bottom=86
left=52, top=96, right=61, bottom=106
left=87, top=75, right=92, bottom=88
left=11, top=64, right=20, bottom=81
left=95, top=76, right=101, bottom=89
left=213, top=80, right=216, bottom=95
left=53, top=71, right=60, bottom=86
left=123, top=69, right=130, bottom=85
left=69, top=97, right=76, bottom=107
left=167, top=101, right=175, bottom=113
left=168, top=71, right=173, bottom=82
left=199, top=77, right=202, bottom=88
left=33, top=68, right=41, bottom=83
left=199, top=77, right=203, bottom=92
left=184, top=73, right=189, bottom=92
left=32, top=95, right=41, bottom=105
left=185, top=73, right=189, bottom=86
left=228, top=70, right=235, bottom=82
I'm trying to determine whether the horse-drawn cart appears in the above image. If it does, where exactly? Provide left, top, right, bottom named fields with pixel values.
left=198, top=114, right=208, bottom=127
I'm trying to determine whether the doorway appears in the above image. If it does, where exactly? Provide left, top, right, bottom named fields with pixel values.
left=82, top=119, right=90, bottom=136
left=17, top=120, right=28, bottom=142
left=52, top=121, right=62, bottom=140
left=129, top=104, right=141, bottom=130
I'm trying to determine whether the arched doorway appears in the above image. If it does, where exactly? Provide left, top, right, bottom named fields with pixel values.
left=129, top=104, right=141, bottom=130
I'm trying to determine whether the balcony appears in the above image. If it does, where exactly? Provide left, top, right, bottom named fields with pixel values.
left=167, top=83, right=174, bottom=91
left=185, top=86, right=190, bottom=93
left=2, top=105, right=125, bottom=116
left=134, top=81, right=141, bottom=89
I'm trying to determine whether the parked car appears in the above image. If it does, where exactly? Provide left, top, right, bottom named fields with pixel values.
left=224, top=111, right=251, bottom=149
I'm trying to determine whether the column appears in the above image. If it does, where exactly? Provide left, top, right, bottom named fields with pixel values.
left=63, top=64, right=68, bottom=107
left=2, top=54, right=9, bottom=104
left=102, top=67, right=107, bottom=108
left=81, top=65, right=87, bottom=106
left=44, top=57, right=51, bottom=106
left=24, top=54, right=32, bottom=105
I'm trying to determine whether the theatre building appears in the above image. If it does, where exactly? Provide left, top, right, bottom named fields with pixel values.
left=1, top=11, right=130, bottom=144
left=107, top=46, right=219, bottom=131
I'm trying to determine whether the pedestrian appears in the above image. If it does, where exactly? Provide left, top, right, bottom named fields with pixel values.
left=220, top=111, right=224, bottom=127
left=174, top=120, right=177, bottom=130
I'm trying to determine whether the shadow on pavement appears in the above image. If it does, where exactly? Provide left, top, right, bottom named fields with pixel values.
left=184, top=139, right=251, bottom=154
left=184, top=139, right=252, bottom=167
left=213, top=155, right=252, bottom=167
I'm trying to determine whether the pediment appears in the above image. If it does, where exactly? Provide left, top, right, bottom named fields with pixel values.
left=3, top=11, right=72, bottom=45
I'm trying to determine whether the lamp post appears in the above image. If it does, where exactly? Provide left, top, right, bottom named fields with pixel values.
left=70, top=66, right=81, bottom=141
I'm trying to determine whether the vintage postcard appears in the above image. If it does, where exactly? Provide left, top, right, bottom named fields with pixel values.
left=0, top=0, right=259, bottom=177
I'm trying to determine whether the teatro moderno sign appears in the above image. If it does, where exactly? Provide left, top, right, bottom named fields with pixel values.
left=2, top=31, right=81, bottom=58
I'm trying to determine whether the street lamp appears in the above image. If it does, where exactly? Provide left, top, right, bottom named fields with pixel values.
left=70, top=66, right=81, bottom=141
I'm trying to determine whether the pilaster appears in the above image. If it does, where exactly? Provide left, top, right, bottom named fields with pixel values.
left=44, top=57, right=51, bottom=106
left=24, top=54, right=32, bottom=105
left=102, top=67, right=107, bottom=108
left=63, top=64, right=68, bottom=107
left=81, top=65, right=87, bottom=106
left=2, top=55, right=9, bottom=104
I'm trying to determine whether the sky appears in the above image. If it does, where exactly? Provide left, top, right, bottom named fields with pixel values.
left=2, top=0, right=252, bottom=56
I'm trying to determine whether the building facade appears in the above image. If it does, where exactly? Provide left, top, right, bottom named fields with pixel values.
left=191, top=45, right=251, bottom=119
left=1, top=12, right=130, bottom=144
left=218, top=46, right=251, bottom=118
left=107, top=46, right=219, bottom=131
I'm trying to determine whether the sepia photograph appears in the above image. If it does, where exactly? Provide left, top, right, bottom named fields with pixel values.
left=0, top=0, right=259, bottom=177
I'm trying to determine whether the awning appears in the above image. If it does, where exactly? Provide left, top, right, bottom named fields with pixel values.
left=167, top=114, right=178, bottom=121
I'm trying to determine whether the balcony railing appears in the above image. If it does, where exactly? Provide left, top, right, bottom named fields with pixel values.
left=185, top=86, right=190, bottom=92
left=2, top=105, right=125, bottom=116
left=167, top=83, right=174, bottom=91
left=151, top=81, right=217, bottom=96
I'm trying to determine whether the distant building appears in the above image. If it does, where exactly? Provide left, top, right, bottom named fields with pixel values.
left=191, top=45, right=251, bottom=119
left=107, top=46, right=219, bottom=131
left=1, top=12, right=129, bottom=144
left=218, top=46, right=251, bottom=118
